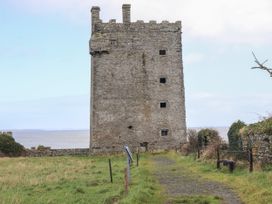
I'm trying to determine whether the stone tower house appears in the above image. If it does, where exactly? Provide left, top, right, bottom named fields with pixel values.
left=89, top=4, right=186, bottom=152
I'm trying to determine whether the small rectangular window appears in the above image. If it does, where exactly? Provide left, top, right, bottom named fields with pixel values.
left=159, top=50, right=166, bottom=55
left=161, top=129, right=168, bottom=136
left=110, top=39, right=117, bottom=46
left=160, top=102, right=167, bottom=108
left=160, top=77, right=166, bottom=84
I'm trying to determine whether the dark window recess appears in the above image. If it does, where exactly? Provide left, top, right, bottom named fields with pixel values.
left=161, top=129, right=168, bottom=136
left=160, top=102, right=167, bottom=108
left=160, top=77, right=166, bottom=84
left=159, top=50, right=166, bottom=55
left=110, top=39, right=117, bottom=46
left=263, top=138, right=270, bottom=143
left=128, top=125, right=133, bottom=129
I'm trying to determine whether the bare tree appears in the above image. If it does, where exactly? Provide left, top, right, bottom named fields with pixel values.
left=251, top=52, right=272, bottom=77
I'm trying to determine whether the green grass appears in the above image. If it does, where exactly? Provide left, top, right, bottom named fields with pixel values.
left=1, top=152, right=272, bottom=204
left=165, top=152, right=272, bottom=204
left=0, top=154, right=164, bottom=204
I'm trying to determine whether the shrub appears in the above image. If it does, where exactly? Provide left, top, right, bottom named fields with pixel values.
left=0, top=133, right=24, bottom=156
left=180, top=129, right=198, bottom=155
left=227, top=120, right=246, bottom=151
left=197, top=128, right=221, bottom=148
left=187, top=129, right=198, bottom=152
left=240, top=117, right=272, bottom=136
left=197, top=129, right=222, bottom=159
left=37, top=145, right=50, bottom=151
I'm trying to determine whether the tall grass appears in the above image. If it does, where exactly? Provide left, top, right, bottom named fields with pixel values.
left=0, top=154, right=164, bottom=204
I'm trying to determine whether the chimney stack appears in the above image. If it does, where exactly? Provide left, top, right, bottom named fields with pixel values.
left=91, top=6, right=100, bottom=32
left=122, top=4, right=131, bottom=25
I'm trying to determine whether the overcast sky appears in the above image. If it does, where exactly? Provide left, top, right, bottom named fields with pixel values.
left=0, top=0, right=271, bottom=130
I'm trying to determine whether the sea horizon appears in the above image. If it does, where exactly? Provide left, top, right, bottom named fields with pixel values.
left=4, top=127, right=229, bottom=149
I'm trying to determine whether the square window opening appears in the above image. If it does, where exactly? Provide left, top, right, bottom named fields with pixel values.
left=160, top=102, right=167, bottom=108
left=161, top=129, right=168, bottom=136
left=110, top=39, right=117, bottom=46
left=159, top=50, right=166, bottom=55
left=160, top=77, right=166, bottom=84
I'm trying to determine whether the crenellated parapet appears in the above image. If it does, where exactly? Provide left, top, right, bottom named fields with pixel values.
left=90, top=4, right=181, bottom=34
left=89, top=5, right=182, bottom=56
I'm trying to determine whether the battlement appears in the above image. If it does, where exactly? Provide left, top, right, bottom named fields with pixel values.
left=91, top=4, right=182, bottom=33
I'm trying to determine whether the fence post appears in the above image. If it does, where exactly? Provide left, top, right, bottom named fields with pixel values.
left=229, top=161, right=235, bottom=173
left=108, top=159, right=113, bottom=183
left=216, top=148, right=220, bottom=169
left=124, top=167, right=129, bottom=193
left=249, top=148, right=253, bottom=172
left=136, top=153, right=139, bottom=167
left=197, top=146, right=200, bottom=159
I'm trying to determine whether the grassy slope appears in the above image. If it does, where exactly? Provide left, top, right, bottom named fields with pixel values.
left=0, top=154, right=163, bottom=204
left=165, top=152, right=272, bottom=204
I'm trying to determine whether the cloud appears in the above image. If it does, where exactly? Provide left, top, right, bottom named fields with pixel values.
left=8, top=0, right=272, bottom=44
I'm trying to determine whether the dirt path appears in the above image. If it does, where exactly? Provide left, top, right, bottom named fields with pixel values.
left=152, top=155, right=242, bottom=204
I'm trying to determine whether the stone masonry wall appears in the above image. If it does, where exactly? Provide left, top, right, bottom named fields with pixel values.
left=254, top=135, right=272, bottom=163
left=243, top=134, right=272, bottom=164
left=90, top=5, right=187, bottom=153
left=25, top=148, right=90, bottom=157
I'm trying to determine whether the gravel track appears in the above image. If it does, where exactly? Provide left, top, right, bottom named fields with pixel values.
left=152, top=156, right=242, bottom=204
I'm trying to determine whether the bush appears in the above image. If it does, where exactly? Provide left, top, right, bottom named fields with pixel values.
left=227, top=120, right=246, bottom=151
left=197, top=129, right=222, bottom=159
left=0, top=133, right=24, bottom=156
left=36, top=145, right=51, bottom=151
left=180, top=129, right=198, bottom=155
left=187, top=129, right=198, bottom=152
left=240, top=117, right=272, bottom=136
left=197, top=128, right=221, bottom=148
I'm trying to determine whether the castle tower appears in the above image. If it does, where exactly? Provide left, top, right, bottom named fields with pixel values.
left=89, top=4, right=186, bottom=152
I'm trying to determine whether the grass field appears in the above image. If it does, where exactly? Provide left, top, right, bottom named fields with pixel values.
left=0, top=154, right=163, bottom=204
left=1, top=152, right=272, bottom=204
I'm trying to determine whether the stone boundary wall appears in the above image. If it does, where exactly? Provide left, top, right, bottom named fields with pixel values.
left=25, top=148, right=90, bottom=157
left=254, top=135, right=272, bottom=163
left=243, top=134, right=272, bottom=164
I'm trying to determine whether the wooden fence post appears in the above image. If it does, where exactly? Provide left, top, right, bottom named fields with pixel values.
left=109, top=159, right=113, bottom=183
left=249, top=148, right=253, bottom=172
left=197, top=147, right=200, bottom=159
left=216, top=148, right=220, bottom=169
left=229, top=161, right=235, bottom=173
